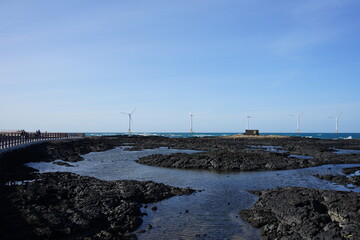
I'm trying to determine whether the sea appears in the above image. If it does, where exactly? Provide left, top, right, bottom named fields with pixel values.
left=85, top=132, right=360, bottom=139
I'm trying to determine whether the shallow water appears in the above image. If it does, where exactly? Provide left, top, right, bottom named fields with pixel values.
left=27, top=147, right=360, bottom=240
left=246, top=145, right=314, bottom=160
left=246, top=145, right=287, bottom=154
left=334, top=148, right=360, bottom=154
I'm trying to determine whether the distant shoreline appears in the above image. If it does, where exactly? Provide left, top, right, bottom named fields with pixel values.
left=221, top=134, right=290, bottom=139
left=85, top=132, right=360, bottom=139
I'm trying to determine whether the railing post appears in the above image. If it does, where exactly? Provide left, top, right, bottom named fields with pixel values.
left=0, top=131, right=85, bottom=150
left=8, top=133, right=11, bottom=148
left=10, top=133, right=13, bottom=147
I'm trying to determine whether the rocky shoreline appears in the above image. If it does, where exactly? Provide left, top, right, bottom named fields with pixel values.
left=135, top=137, right=360, bottom=171
left=1, top=172, right=195, bottom=239
left=1, top=135, right=360, bottom=239
left=314, top=166, right=360, bottom=189
left=0, top=136, right=197, bottom=239
left=239, top=187, right=360, bottom=239
left=240, top=167, right=360, bottom=239
left=2, top=135, right=359, bottom=179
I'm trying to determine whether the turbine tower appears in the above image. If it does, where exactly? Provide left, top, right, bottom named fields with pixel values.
left=121, top=108, right=136, bottom=134
left=189, top=113, right=196, bottom=133
left=289, top=112, right=304, bottom=133
left=329, top=113, right=342, bottom=134
left=245, top=113, right=252, bottom=130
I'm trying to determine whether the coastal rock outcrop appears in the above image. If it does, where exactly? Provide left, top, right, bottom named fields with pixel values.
left=2, top=136, right=360, bottom=181
left=136, top=150, right=310, bottom=171
left=239, top=187, right=360, bottom=240
left=1, top=172, right=195, bottom=239
left=136, top=149, right=360, bottom=171
left=315, top=174, right=360, bottom=188
left=2, top=135, right=360, bottom=239
left=315, top=166, right=360, bottom=188
left=135, top=135, right=360, bottom=171
left=342, top=167, right=360, bottom=175
left=0, top=138, right=119, bottom=182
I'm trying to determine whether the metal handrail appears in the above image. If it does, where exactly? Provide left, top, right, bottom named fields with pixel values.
left=0, top=131, right=85, bottom=150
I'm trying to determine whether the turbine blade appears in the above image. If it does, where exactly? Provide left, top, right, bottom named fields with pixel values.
left=131, top=108, right=136, bottom=114
left=120, top=112, right=129, bottom=115
left=289, top=114, right=295, bottom=117
left=299, top=112, right=304, bottom=117
left=338, top=113, right=343, bottom=118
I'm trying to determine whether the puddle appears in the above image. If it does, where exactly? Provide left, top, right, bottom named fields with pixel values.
left=333, top=149, right=360, bottom=154
left=245, top=145, right=288, bottom=154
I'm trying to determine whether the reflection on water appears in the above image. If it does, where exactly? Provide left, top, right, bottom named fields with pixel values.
left=333, top=149, right=360, bottom=154
left=288, top=154, right=314, bottom=159
left=27, top=147, right=360, bottom=240
left=245, top=145, right=287, bottom=153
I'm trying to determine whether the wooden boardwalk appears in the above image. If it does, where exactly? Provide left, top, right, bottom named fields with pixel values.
left=0, top=131, right=85, bottom=150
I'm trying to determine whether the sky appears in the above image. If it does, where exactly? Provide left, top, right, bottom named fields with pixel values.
left=1, top=0, right=360, bottom=133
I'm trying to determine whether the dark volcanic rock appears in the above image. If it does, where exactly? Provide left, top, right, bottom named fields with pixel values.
left=136, top=150, right=305, bottom=171
left=135, top=137, right=360, bottom=171
left=342, top=166, right=360, bottom=175
left=0, top=138, right=119, bottom=182
left=1, top=172, right=195, bottom=239
left=314, top=166, right=360, bottom=188
left=52, top=161, right=75, bottom=167
left=315, top=174, right=360, bottom=188
left=0, top=135, right=167, bottom=183
left=2, top=135, right=360, bottom=239
left=2, top=136, right=360, bottom=180
left=136, top=150, right=320, bottom=171
left=240, top=187, right=360, bottom=240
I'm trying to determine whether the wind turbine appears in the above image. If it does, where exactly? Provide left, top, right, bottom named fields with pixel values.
left=245, top=113, right=252, bottom=130
left=289, top=112, right=304, bottom=133
left=329, top=113, right=342, bottom=134
left=121, top=108, right=136, bottom=134
left=189, top=113, right=196, bottom=133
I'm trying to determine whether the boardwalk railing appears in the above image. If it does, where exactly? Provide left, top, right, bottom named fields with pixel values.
left=0, top=131, right=85, bottom=150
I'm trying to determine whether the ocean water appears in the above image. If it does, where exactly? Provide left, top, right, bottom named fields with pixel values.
left=85, top=132, right=360, bottom=139
left=27, top=146, right=360, bottom=240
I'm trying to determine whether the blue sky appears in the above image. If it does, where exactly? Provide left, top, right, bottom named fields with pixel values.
left=1, top=0, right=359, bottom=133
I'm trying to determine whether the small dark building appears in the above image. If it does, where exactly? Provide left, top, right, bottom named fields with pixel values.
left=244, top=130, right=259, bottom=135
